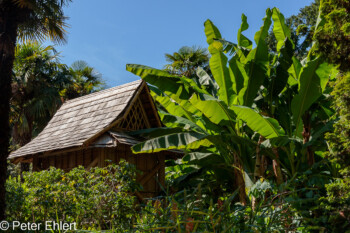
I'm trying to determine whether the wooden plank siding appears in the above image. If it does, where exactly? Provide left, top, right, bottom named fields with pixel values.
left=33, top=146, right=167, bottom=198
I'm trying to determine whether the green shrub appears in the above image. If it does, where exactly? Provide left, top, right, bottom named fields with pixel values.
left=6, top=159, right=141, bottom=231
left=5, top=160, right=318, bottom=232
left=134, top=180, right=300, bottom=232
left=316, top=72, right=350, bottom=232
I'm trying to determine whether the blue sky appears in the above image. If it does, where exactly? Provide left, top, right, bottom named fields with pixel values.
left=54, top=0, right=313, bottom=87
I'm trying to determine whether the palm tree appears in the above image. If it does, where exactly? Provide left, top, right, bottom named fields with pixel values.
left=63, top=60, right=105, bottom=100
left=0, top=0, right=71, bottom=219
left=11, top=42, right=69, bottom=147
left=164, top=46, right=209, bottom=77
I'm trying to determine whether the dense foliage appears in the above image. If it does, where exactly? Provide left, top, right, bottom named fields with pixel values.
left=314, top=0, right=350, bottom=71
left=4, top=1, right=350, bottom=232
left=6, top=160, right=303, bottom=232
left=134, top=180, right=299, bottom=232
left=312, top=0, right=350, bottom=230
left=127, top=6, right=335, bottom=196
left=11, top=43, right=70, bottom=147
left=326, top=74, right=350, bottom=176
left=6, top=160, right=140, bottom=231
left=317, top=73, right=350, bottom=230
left=125, top=6, right=345, bottom=232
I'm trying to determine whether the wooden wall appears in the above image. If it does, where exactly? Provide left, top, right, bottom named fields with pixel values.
left=34, top=145, right=166, bottom=198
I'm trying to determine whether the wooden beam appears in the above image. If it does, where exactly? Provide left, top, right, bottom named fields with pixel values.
left=32, top=157, right=40, bottom=172
left=158, top=153, right=165, bottom=189
left=11, top=157, right=24, bottom=164
left=87, top=156, right=99, bottom=170
left=10, top=146, right=84, bottom=165
left=139, top=162, right=162, bottom=186
left=144, top=84, right=162, bottom=127
left=39, top=146, right=82, bottom=158
left=135, top=191, right=144, bottom=202
left=137, top=97, right=151, bottom=129
left=99, top=148, right=106, bottom=167
left=20, top=158, right=33, bottom=163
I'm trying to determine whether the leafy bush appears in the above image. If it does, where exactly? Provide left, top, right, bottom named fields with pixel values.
left=6, top=160, right=141, bottom=231
left=315, top=72, right=350, bottom=232
left=5, top=161, right=305, bottom=232
left=314, top=0, right=350, bottom=71
left=134, top=180, right=300, bottom=232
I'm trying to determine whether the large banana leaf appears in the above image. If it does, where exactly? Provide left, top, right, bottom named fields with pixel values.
left=291, top=57, right=333, bottom=135
left=128, top=127, right=185, bottom=138
left=209, top=51, right=235, bottom=105
left=214, top=38, right=250, bottom=59
left=183, top=152, right=216, bottom=163
left=150, top=87, right=217, bottom=134
left=204, top=20, right=235, bottom=105
left=228, top=57, right=247, bottom=98
left=267, top=38, right=294, bottom=101
left=126, top=64, right=190, bottom=99
left=238, top=9, right=272, bottom=107
left=190, top=93, right=236, bottom=128
left=252, top=9, right=272, bottom=61
left=238, top=59, right=268, bottom=106
left=231, top=105, right=285, bottom=139
left=131, top=131, right=213, bottom=153
left=271, top=7, right=302, bottom=93
left=126, top=64, right=200, bottom=115
left=204, top=19, right=222, bottom=45
left=287, top=57, right=302, bottom=86
left=149, top=86, right=196, bottom=121
left=237, top=14, right=253, bottom=49
left=159, top=112, right=207, bottom=134
left=196, top=67, right=219, bottom=96
left=272, top=8, right=292, bottom=52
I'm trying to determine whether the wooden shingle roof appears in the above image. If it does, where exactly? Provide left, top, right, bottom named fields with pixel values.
left=10, top=80, right=144, bottom=160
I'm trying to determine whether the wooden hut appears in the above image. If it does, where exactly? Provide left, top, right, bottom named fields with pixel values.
left=9, top=80, right=176, bottom=198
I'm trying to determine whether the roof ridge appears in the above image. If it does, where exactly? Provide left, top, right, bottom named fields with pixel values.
left=54, top=90, right=132, bottom=117
left=65, top=80, right=142, bottom=104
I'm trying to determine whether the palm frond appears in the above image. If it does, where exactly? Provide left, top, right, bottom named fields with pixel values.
left=15, top=0, right=72, bottom=44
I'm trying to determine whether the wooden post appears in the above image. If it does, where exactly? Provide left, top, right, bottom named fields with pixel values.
left=32, top=157, right=40, bottom=172
left=99, top=148, right=106, bottom=167
left=158, top=153, right=165, bottom=191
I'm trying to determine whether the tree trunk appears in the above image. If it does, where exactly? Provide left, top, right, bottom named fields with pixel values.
left=0, top=1, right=19, bottom=220
left=260, top=155, right=267, bottom=178
left=16, top=116, right=33, bottom=174
left=254, top=136, right=265, bottom=181
left=252, top=136, right=264, bottom=210
left=302, top=112, right=314, bottom=166
left=272, top=148, right=283, bottom=185
left=233, top=153, right=247, bottom=205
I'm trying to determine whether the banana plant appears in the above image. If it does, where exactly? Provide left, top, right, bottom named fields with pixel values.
left=126, top=7, right=336, bottom=204
left=256, top=8, right=337, bottom=180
